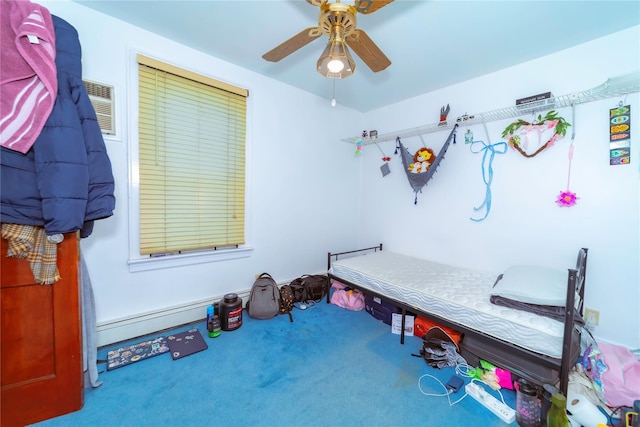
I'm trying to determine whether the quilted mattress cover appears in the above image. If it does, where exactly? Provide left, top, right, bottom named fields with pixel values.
left=329, top=251, right=564, bottom=358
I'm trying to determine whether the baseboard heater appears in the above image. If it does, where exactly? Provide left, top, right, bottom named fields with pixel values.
left=96, top=289, right=251, bottom=347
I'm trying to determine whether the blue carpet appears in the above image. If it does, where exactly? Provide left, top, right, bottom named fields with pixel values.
left=32, top=301, right=517, bottom=426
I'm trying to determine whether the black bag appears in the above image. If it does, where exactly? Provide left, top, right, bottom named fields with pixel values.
left=289, top=274, right=328, bottom=303
left=289, top=277, right=308, bottom=303
left=246, top=273, right=280, bottom=320
left=278, top=285, right=295, bottom=322
left=302, top=275, right=328, bottom=301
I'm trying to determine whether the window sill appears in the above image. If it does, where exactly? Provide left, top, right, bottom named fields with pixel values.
left=128, top=246, right=253, bottom=273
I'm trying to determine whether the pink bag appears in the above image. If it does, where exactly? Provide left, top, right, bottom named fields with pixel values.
left=330, top=281, right=365, bottom=311
left=583, top=341, right=640, bottom=408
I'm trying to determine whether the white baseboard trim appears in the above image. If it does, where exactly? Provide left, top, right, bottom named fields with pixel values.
left=96, top=289, right=251, bottom=347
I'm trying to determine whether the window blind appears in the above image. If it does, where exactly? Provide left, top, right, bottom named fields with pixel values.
left=137, top=54, right=247, bottom=255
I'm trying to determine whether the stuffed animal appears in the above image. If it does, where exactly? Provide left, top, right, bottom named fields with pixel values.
left=408, top=147, right=436, bottom=173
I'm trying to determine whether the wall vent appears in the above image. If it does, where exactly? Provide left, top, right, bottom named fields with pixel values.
left=83, top=80, right=115, bottom=135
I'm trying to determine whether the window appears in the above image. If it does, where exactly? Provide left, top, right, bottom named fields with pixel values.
left=137, top=54, right=248, bottom=256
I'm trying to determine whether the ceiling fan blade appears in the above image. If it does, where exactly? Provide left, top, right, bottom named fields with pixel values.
left=354, top=0, right=394, bottom=14
left=346, top=29, right=391, bottom=72
left=262, top=27, right=322, bottom=62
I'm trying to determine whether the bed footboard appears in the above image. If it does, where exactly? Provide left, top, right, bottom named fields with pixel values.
left=326, top=244, right=382, bottom=304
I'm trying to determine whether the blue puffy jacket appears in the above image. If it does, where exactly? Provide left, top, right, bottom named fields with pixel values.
left=1, top=15, right=115, bottom=237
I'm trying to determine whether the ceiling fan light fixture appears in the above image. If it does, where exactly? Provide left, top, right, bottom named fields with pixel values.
left=316, top=26, right=356, bottom=79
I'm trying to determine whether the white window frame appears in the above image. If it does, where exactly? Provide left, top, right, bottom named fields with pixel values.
left=126, top=50, right=253, bottom=272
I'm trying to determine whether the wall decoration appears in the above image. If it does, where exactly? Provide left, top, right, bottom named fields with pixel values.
left=464, top=129, right=474, bottom=144
left=407, top=147, right=436, bottom=173
left=395, top=125, right=458, bottom=204
left=609, top=104, right=630, bottom=165
left=469, top=123, right=507, bottom=222
left=380, top=162, right=390, bottom=177
left=556, top=189, right=578, bottom=207
left=438, top=104, right=450, bottom=126
left=456, top=113, right=475, bottom=123
left=501, top=110, right=571, bottom=158
left=373, top=140, right=391, bottom=177
left=556, top=105, right=579, bottom=208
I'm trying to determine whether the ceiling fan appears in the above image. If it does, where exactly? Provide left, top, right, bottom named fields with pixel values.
left=262, top=0, right=393, bottom=79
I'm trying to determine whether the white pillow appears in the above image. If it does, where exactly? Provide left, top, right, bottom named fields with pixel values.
left=491, top=265, right=567, bottom=306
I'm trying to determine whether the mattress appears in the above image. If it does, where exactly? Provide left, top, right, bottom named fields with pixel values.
left=329, top=251, right=565, bottom=358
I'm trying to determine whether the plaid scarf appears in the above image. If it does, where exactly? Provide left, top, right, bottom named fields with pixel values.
left=2, top=223, right=60, bottom=284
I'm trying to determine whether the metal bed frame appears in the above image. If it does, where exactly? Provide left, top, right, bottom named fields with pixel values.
left=326, top=244, right=588, bottom=395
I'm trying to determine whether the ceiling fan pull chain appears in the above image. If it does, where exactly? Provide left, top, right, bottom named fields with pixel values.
left=331, top=78, right=337, bottom=107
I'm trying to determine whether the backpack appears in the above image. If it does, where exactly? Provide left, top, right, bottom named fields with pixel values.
left=278, top=285, right=295, bottom=322
left=246, top=273, right=280, bottom=320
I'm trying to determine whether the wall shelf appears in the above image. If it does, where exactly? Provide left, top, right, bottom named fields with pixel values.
left=343, top=71, right=640, bottom=145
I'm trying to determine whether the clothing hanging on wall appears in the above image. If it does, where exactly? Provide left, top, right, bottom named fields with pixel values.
left=1, top=9, right=115, bottom=238
left=1, top=3, right=114, bottom=389
left=1, top=0, right=57, bottom=154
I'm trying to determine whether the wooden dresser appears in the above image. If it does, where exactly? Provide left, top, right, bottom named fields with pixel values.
left=1, top=231, right=83, bottom=426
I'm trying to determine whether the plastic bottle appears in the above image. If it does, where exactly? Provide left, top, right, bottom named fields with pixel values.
left=540, top=384, right=559, bottom=427
left=516, top=378, right=540, bottom=427
left=206, top=305, right=221, bottom=338
left=546, top=393, right=569, bottom=427
left=209, top=315, right=221, bottom=338
left=206, top=305, right=214, bottom=329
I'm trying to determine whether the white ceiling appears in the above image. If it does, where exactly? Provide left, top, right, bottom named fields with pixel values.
left=73, top=0, right=639, bottom=112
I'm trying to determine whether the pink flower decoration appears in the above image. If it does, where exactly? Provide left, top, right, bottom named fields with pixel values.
left=556, top=190, right=578, bottom=207
left=547, top=119, right=559, bottom=129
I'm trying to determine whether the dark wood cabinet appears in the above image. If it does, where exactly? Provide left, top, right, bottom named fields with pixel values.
left=1, top=232, right=83, bottom=426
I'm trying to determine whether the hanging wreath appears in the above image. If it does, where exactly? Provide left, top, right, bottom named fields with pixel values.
left=501, top=110, right=571, bottom=158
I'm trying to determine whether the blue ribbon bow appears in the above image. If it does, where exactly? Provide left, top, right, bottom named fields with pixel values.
left=469, top=139, right=507, bottom=222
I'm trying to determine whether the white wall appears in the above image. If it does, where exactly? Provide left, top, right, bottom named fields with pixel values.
left=41, top=1, right=639, bottom=350
left=41, top=1, right=364, bottom=344
left=357, top=26, right=640, bottom=349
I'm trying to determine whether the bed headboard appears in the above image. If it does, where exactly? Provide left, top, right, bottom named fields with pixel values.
left=559, top=247, right=588, bottom=394
left=573, top=247, right=588, bottom=317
